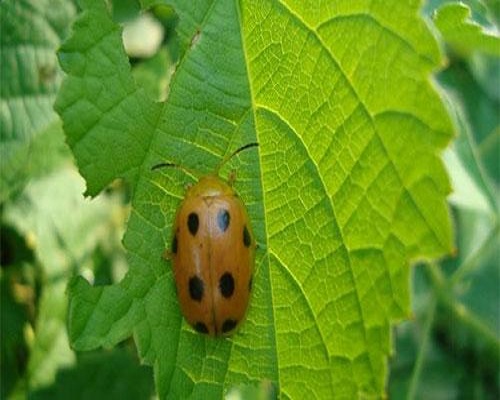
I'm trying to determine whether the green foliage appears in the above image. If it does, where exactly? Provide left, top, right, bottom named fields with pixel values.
left=0, top=0, right=76, bottom=201
left=0, top=1, right=153, bottom=397
left=1, top=167, right=136, bottom=396
left=30, top=348, right=154, bottom=400
left=389, top=1, right=500, bottom=398
left=5, top=0, right=497, bottom=398
left=54, top=0, right=453, bottom=398
left=434, top=3, right=500, bottom=56
left=0, top=230, right=36, bottom=399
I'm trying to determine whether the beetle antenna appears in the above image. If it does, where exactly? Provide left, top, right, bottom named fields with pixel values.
left=151, top=162, right=178, bottom=171
left=151, top=162, right=198, bottom=178
left=215, top=142, right=259, bottom=174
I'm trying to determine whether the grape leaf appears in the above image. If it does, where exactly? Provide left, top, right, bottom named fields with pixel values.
left=55, top=0, right=453, bottom=397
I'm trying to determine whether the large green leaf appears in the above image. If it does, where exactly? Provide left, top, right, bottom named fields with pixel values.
left=0, top=0, right=76, bottom=201
left=55, top=0, right=453, bottom=397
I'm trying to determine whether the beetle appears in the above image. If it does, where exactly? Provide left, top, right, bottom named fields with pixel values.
left=153, top=143, right=258, bottom=336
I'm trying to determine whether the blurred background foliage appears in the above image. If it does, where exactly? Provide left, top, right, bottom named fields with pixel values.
left=391, top=1, right=500, bottom=399
left=0, top=0, right=498, bottom=399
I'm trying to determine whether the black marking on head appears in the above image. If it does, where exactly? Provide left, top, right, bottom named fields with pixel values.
left=222, top=319, right=238, bottom=334
left=189, top=275, right=204, bottom=302
left=172, top=235, right=178, bottom=254
left=187, top=213, right=199, bottom=236
left=248, top=276, right=253, bottom=292
left=219, top=272, right=235, bottom=298
left=243, top=225, right=251, bottom=247
left=193, top=322, right=208, bottom=334
left=217, top=209, right=230, bottom=232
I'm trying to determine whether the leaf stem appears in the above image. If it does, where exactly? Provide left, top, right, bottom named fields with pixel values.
left=406, top=291, right=437, bottom=400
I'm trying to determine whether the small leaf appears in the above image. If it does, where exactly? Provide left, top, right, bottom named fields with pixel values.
left=56, top=0, right=454, bottom=398
left=434, top=3, right=500, bottom=56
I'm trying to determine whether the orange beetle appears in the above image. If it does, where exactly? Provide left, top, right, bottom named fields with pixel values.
left=154, top=143, right=258, bottom=336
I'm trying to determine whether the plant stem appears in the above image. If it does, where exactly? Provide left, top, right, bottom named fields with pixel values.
left=406, top=293, right=437, bottom=400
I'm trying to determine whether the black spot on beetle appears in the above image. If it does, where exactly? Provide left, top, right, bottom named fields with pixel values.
left=222, top=319, right=238, bottom=333
left=243, top=225, right=251, bottom=247
left=217, top=209, right=230, bottom=232
left=172, top=235, right=178, bottom=254
left=219, top=272, right=235, bottom=298
left=189, top=275, right=204, bottom=302
left=188, top=213, right=199, bottom=236
left=193, top=322, right=208, bottom=334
